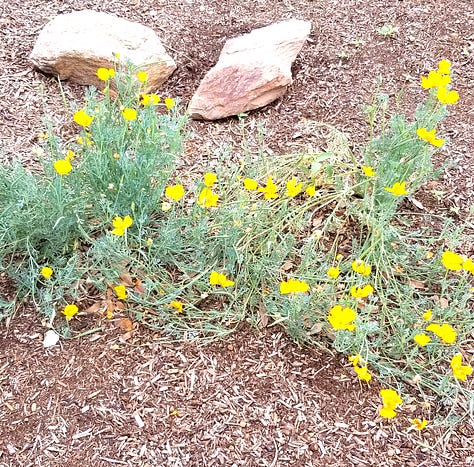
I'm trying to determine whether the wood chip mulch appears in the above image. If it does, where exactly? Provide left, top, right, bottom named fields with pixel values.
left=0, top=0, right=473, bottom=465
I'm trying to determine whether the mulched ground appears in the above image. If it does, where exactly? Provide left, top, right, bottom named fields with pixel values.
left=1, top=0, right=473, bottom=465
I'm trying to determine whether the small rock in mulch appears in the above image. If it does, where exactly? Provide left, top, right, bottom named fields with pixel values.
left=188, top=19, right=312, bottom=120
left=29, top=9, right=176, bottom=93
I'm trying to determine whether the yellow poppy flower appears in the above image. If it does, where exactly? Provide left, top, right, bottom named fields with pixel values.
left=165, top=184, right=185, bottom=201
left=73, top=109, right=94, bottom=127
left=414, top=333, right=431, bottom=347
left=328, top=305, right=356, bottom=331
left=122, top=108, right=137, bottom=121
left=285, top=177, right=303, bottom=197
left=97, top=67, right=115, bottom=81
left=361, top=165, right=375, bottom=177
left=379, top=388, right=402, bottom=419
left=437, top=86, right=459, bottom=105
left=420, top=70, right=450, bottom=89
left=209, top=271, right=235, bottom=288
left=164, top=97, right=175, bottom=109
left=136, top=71, right=148, bottom=83
left=198, top=187, right=219, bottom=208
left=62, top=304, right=79, bottom=321
left=257, top=177, right=279, bottom=199
left=450, top=354, right=473, bottom=381
left=350, top=284, right=374, bottom=299
left=203, top=172, right=217, bottom=188
left=54, top=159, right=72, bottom=175
left=351, top=259, right=371, bottom=276
left=411, top=418, right=428, bottom=431
left=114, top=285, right=127, bottom=300
left=279, top=279, right=310, bottom=294
left=437, top=59, right=451, bottom=75
left=426, top=323, right=457, bottom=344
left=422, top=309, right=432, bottom=321
left=416, top=127, right=445, bottom=147
left=305, top=185, right=317, bottom=197
left=243, top=178, right=258, bottom=190
left=170, top=301, right=184, bottom=312
left=441, top=251, right=463, bottom=271
left=327, top=267, right=340, bottom=279
left=384, top=181, right=409, bottom=196
left=111, top=215, right=133, bottom=236
left=40, top=266, right=53, bottom=279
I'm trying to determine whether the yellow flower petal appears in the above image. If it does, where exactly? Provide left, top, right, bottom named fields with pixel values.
left=198, top=187, right=219, bottom=208
left=62, top=304, right=79, bottom=321
left=384, top=181, right=408, bottom=196
left=203, top=172, right=217, bottom=188
left=361, top=165, right=375, bottom=177
left=209, top=271, right=235, bottom=288
left=411, top=418, right=428, bottom=431
left=422, top=309, right=432, bottom=321
left=351, top=259, right=371, bottom=276
left=414, top=333, right=431, bottom=347
left=328, top=305, right=357, bottom=331
left=280, top=279, right=310, bottom=295
left=327, top=267, right=340, bottom=279
left=305, top=185, right=317, bottom=197
left=450, top=353, right=473, bottom=381
left=40, top=266, right=53, bottom=279
left=97, top=67, right=115, bottom=81
left=285, top=177, right=303, bottom=197
left=165, top=184, right=185, bottom=201
left=122, top=108, right=137, bottom=121
left=164, top=97, right=175, bottom=109
left=73, top=109, right=94, bottom=127
left=54, top=159, right=72, bottom=175
left=136, top=71, right=148, bottom=83
left=243, top=178, right=258, bottom=191
left=114, top=285, right=128, bottom=300
left=441, top=251, right=463, bottom=271
left=170, top=300, right=184, bottom=312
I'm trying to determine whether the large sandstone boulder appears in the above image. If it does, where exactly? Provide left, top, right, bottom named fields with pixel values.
left=188, top=19, right=311, bottom=120
left=29, top=10, right=176, bottom=93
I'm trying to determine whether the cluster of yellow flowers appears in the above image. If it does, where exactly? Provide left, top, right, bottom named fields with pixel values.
left=441, top=250, right=474, bottom=274
left=53, top=66, right=177, bottom=176
left=243, top=176, right=316, bottom=200
left=430, top=250, right=474, bottom=381
left=420, top=59, right=459, bottom=104
left=378, top=388, right=427, bottom=430
left=163, top=172, right=220, bottom=210
left=359, top=60, right=459, bottom=200
left=198, top=173, right=219, bottom=208
left=325, top=259, right=374, bottom=332
left=381, top=388, right=428, bottom=432
left=417, top=60, right=459, bottom=148
left=348, top=354, right=372, bottom=382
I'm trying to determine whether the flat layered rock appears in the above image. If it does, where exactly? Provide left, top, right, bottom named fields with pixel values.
left=29, top=10, right=176, bottom=93
left=188, top=19, right=311, bottom=120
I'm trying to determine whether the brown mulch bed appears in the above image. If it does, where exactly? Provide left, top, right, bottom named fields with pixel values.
left=1, top=0, right=473, bottom=465
left=1, top=311, right=473, bottom=467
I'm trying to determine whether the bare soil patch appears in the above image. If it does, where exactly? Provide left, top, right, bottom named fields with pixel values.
left=1, top=0, right=473, bottom=465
